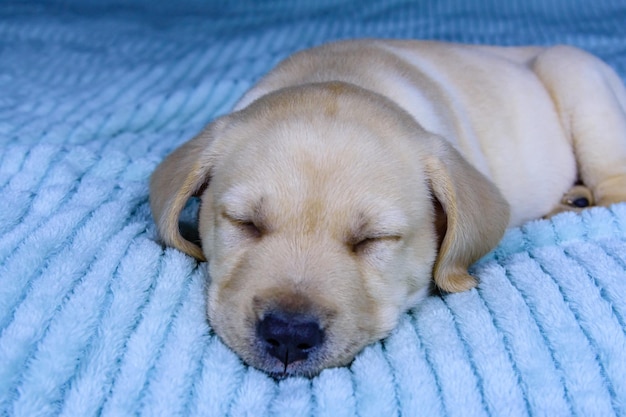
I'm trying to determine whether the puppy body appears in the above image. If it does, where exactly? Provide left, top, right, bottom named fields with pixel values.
left=236, top=40, right=626, bottom=225
left=150, top=40, right=626, bottom=376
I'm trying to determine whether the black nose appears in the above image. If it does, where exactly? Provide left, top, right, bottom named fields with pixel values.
left=257, top=311, right=324, bottom=366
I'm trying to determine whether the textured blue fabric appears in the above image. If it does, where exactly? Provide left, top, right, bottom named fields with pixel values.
left=1, top=1, right=626, bottom=415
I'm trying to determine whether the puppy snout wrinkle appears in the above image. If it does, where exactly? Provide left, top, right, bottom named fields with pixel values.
left=257, top=311, right=324, bottom=366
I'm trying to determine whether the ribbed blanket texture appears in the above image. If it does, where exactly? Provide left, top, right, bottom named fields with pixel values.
left=1, top=0, right=626, bottom=416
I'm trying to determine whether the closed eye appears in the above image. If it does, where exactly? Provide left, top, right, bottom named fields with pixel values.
left=222, top=212, right=264, bottom=238
left=237, top=220, right=263, bottom=238
left=350, top=235, right=401, bottom=254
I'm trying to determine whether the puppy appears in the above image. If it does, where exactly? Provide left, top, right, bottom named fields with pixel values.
left=150, top=40, right=626, bottom=376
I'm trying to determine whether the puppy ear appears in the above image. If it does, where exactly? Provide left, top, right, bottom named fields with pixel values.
left=423, top=138, right=510, bottom=293
left=149, top=119, right=226, bottom=261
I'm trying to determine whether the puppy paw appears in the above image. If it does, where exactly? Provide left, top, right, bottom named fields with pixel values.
left=594, top=175, right=626, bottom=207
left=544, top=185, right=594, bottom=218
left=562, top=184, right=594, bottom=208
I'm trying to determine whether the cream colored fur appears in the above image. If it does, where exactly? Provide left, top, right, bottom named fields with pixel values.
left=150, top=40, right=626, bottom=376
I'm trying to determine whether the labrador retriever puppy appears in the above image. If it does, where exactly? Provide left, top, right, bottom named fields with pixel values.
left=150, top=40, right=626, bottom=377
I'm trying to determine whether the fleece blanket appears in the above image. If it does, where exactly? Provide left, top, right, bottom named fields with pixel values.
left=1, top=0, right=626, bottom=416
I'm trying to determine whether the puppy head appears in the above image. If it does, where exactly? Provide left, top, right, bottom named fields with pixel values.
left=150, top=82, right=509, bottom=376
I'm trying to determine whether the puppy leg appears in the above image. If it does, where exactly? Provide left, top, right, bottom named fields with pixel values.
left=532, top=46, right=626, bottom=208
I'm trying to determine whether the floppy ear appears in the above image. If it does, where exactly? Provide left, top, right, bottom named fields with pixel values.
left=149, top=119, right=226, bottom=261
left=423, top=138, right=510, bottom=293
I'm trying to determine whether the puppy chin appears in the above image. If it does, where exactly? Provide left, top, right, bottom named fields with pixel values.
left=247, top=342, right=330, bottom=378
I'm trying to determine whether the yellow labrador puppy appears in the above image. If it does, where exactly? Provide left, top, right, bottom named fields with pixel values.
left=150, top=40, right=626, bottom=376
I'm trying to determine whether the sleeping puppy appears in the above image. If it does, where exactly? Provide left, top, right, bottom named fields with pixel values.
left=150, top=40, right=626, bottom=377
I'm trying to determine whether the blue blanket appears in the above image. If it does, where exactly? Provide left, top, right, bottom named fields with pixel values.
left=1, top=0, right=626, bottom=416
